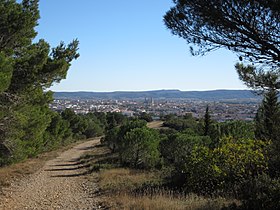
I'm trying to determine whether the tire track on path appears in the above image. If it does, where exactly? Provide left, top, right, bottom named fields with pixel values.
left=0, top=138, right=102, bottom=210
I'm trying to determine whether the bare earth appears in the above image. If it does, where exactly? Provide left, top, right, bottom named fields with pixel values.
left=147, top=121, right=164, bottom=129
left=0, top=139, right=102, bottom=210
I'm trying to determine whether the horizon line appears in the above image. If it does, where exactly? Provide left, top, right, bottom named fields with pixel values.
left=50, top=88, right=250, bottom=93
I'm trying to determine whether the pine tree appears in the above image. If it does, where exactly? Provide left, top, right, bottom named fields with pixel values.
left=0, top=0, right=79, bottom=164
left=164, top=0, right=280, bottom=90
left=255, top=89, right=280, bottom=141
left=204, top=105, right=211, bottom=136
left=256, top=89, right=280, bottom=176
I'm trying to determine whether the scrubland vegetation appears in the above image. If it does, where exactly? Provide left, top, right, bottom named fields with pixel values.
left=79, top=92, right=280, bottom=209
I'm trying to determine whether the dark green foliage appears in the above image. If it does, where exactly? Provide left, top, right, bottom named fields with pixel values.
left=163, top=113, right=198, bottom=131
left=106, top=112, right=117, bottom=130
left=163, top=3, right=280, bottom=203
left=82, top=113, right=105, bottom=138
left=8, top=39, right=79, bottom=94
left=103, top=2, right=280, bottom=198
left=218, top=121, right=255, bottom=140
left=103, top=116, right=141, bottom=152
left=43, top=112, right=72, bottom=151
left=117, top=119, right=147, bottom=141
left=138, top=112, right=153, bottom=122
left=43, top=110, right=106, bottom=151
left=162, top=135, right=268, bottom=195
left=203, top=105, right=211, bottom=136
left=93, top=112, right=108, bottom=129
left=106, top=112, right=125, bottom=129
left=160, top=132, right=215, bottom=193
left=103, top=127, right=120, bottom=152
left=2, top=90, right=54, bottom=161
left=182, top=145, right=216, bottom=194
left=0, top=0, right=82, bottom=165
left=0, top=0, right=39, bottom=54
left=83, top=120, right=103, bottom=139
left=61, top=109, right=86, bottom=139
left=117, top=119, right=146, bottom=152
left=254, top=89, right=280, bottom=177
left=61, top=109, right=105, bottom=139
left=236, top=63, right=280, bottom=91
left=0, top=0, right=41, bottom=162
left=164, top=0, right=280, bottom=67
left=102, top=112, right=277, bottom=207
left=0, top=52, right=13, bottom=92
left=162, top=113, right=177, bottom=121
left=101, top=112, right=127, bottom=150
left=120, top=127, right=161, bottom=169
left=255, top=89, right=280, bottom=141
left=103, top=119, right=164, bottom=168
left=237, top=174, right=280, bottom=210
left=103, top=119, right=160, bottom=169
left=200, top=120, right=255, bottom=149
left=160, top=132, right=211, bottom=165
left=158, top=114, right=269, bottom=198
left=165, top=1, right=280, bottom=90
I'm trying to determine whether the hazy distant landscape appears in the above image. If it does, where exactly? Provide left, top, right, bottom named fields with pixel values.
left=54, top=89, right=261, bottom=101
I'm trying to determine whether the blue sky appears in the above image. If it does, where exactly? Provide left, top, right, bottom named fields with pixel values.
left=35, top=0, right=247, bottom=92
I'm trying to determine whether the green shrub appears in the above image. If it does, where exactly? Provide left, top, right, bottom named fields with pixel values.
left=163, top=135, right=269, bottom=196
left=120, top=127, right=161, bottom=169
left=236, top=174, right=280, bottom=210
left=213, top=137, right=269, bottom=191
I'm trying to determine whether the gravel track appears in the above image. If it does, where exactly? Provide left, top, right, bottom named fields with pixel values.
left=0, top=139, right=102, bottom=210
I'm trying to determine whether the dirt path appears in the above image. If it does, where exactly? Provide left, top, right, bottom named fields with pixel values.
left=0, top=139, right=102, bottom=210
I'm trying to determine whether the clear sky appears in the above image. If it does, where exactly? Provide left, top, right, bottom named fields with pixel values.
left=35, top=0, right=247, bottom=92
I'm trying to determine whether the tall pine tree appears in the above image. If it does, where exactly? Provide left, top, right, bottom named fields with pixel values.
left=0, top=0, right=79, bottom=164
left=204, top=105, right=211, bottom=136
left=255, top=89, right=280, bottom=141
left=255, top=88, right=280, bottom=176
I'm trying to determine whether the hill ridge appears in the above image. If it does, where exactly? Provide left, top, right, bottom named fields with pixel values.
left=53, top=89, right=261, bottom=101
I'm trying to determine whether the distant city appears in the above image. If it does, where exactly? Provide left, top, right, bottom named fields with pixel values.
left=50, top=90, right=262, bottom=122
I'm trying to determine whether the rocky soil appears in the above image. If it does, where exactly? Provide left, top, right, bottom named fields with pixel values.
left=0, top=139, right=103, bottom=210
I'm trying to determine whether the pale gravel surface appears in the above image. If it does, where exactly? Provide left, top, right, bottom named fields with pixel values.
left=0, top=139, right=103, bottom=210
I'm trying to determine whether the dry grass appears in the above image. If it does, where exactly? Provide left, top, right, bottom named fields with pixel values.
left=147, top=121, right=164, bottom=129
left=79, top=143, right=239, bottom=210
left=110, top=193, right=237, bottom=210
left=98, top=167, right=238, bottom=210
left=99, top=168, right=161, bottom=193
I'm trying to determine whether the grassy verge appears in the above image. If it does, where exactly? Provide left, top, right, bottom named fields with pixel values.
left=110, top=193, right=236, bottom=210
left=82, top=144, right=239, bottom=210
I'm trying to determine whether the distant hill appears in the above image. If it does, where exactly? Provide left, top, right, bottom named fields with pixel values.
left=53, top=89, right=261, bottom=101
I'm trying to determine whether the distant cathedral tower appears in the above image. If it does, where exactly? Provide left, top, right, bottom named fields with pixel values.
left=150, top=97, right=154, bottom=106
left=144, top=97, right=154, bottom=106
